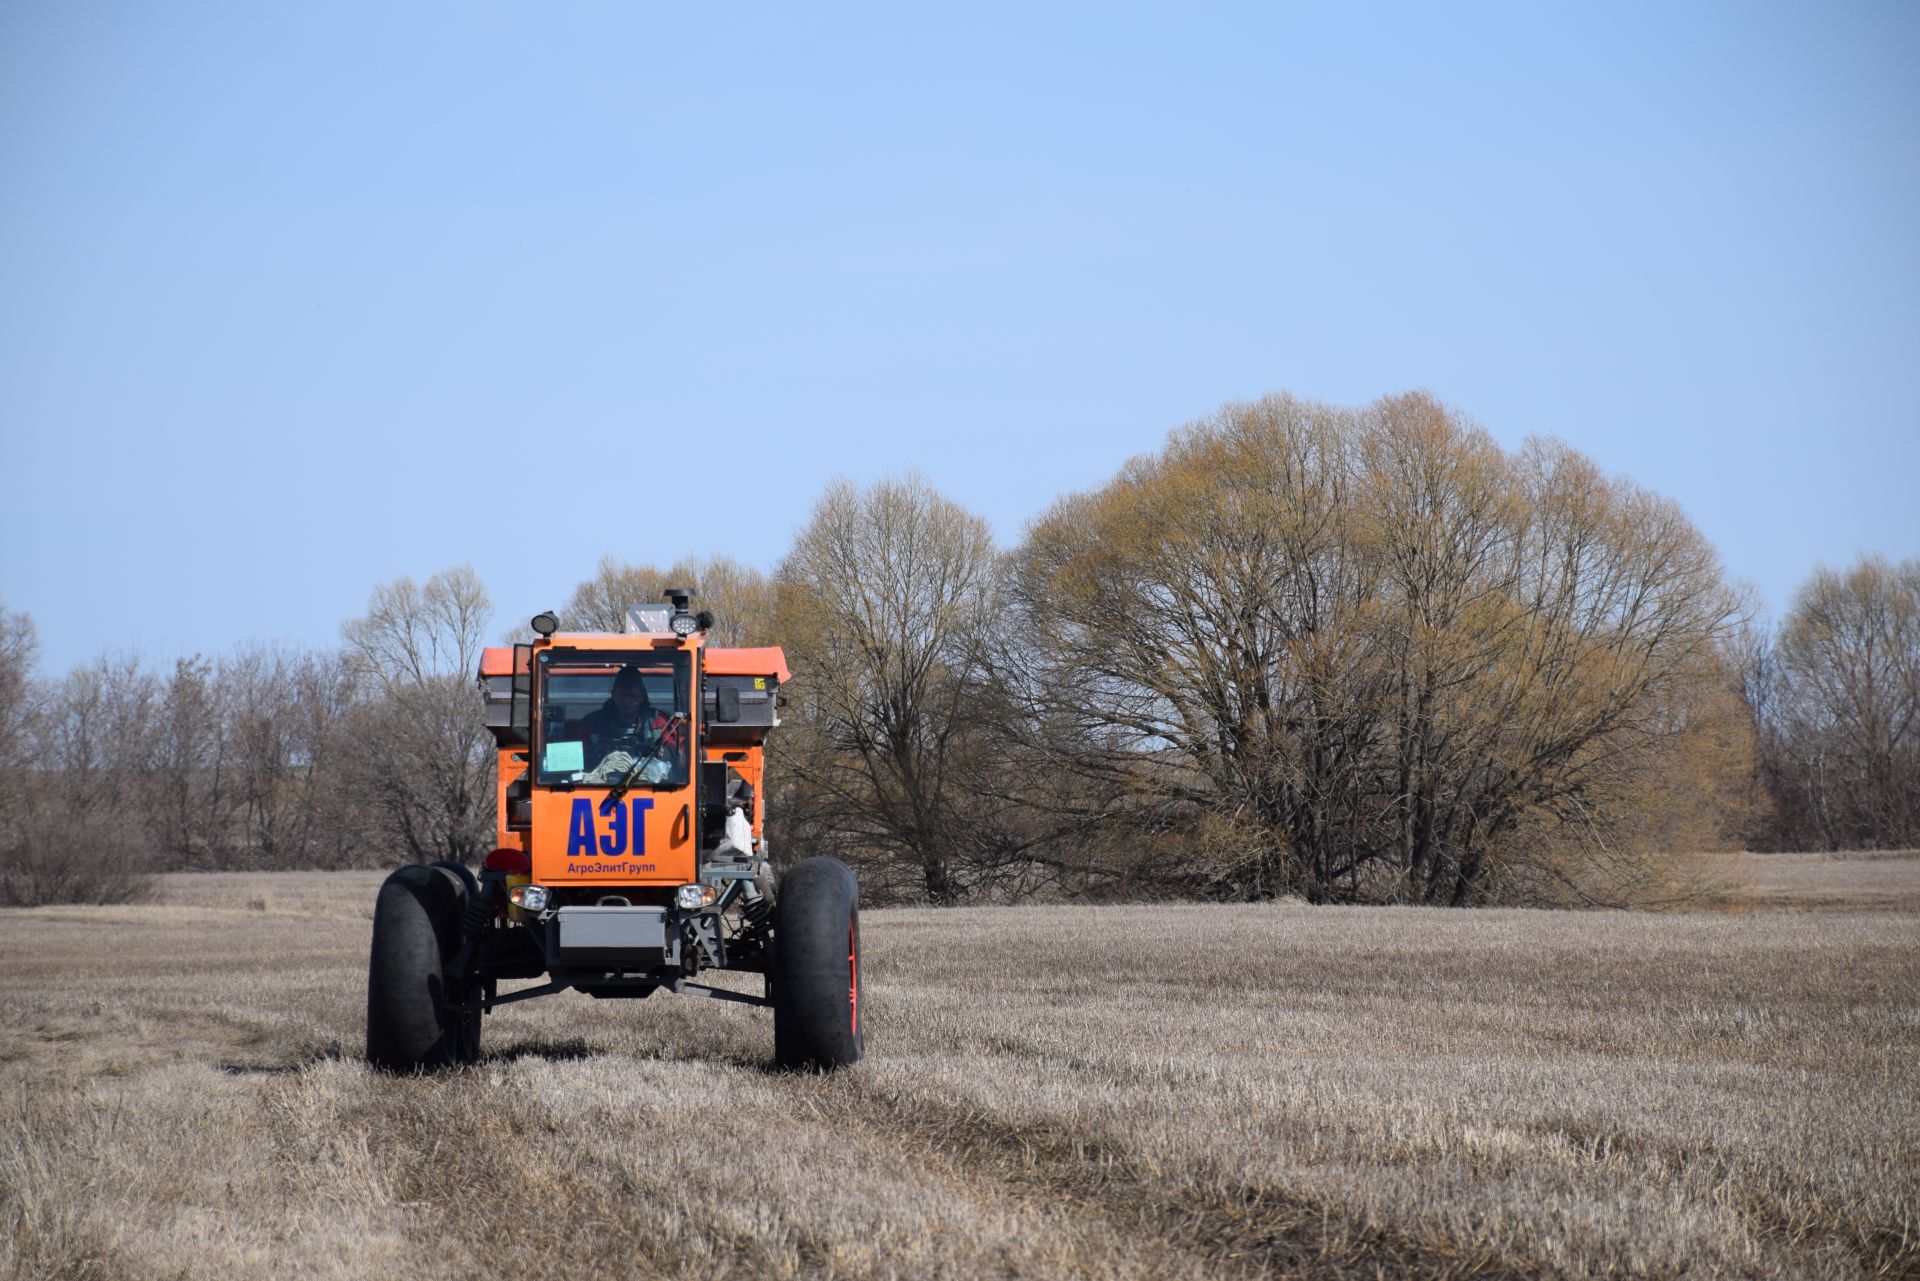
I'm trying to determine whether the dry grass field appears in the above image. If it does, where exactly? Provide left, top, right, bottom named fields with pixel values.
left=2, top=854, right=1916, bottom=1281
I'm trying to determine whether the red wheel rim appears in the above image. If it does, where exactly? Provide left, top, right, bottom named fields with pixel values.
left=848, top=921, right=859, bottom=1037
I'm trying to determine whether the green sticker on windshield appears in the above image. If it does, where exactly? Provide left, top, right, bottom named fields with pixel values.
left=543, top=740, right=584, bottom=773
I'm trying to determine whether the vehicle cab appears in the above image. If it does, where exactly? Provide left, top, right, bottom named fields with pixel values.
left=475, top=590, right=788, bottom=989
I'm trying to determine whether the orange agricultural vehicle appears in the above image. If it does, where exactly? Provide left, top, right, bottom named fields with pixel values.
left=365, top=589, right=862, bottom=1072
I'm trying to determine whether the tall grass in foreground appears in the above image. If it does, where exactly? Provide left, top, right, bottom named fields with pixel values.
left=2, top=856, right=1916, bottom=1280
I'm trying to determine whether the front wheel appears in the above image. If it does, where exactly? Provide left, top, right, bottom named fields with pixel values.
left=366, top=863, right=480, bottom=1072
left=771, top=857, right=862, bottom=1070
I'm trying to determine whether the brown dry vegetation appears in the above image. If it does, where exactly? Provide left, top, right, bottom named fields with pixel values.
left=1736, top=849, right=1920, bottom=914
left=3, top=856, right=1916, bottom=1281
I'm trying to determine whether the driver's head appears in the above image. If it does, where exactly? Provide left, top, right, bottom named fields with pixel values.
left=609, top=666, right=650, bottom=722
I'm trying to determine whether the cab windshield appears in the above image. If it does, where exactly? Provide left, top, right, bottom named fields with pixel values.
left=535, top=650, right=690, bottom=788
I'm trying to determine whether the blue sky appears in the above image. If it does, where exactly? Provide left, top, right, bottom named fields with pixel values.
left=3, top=1, right=1916, bottom=675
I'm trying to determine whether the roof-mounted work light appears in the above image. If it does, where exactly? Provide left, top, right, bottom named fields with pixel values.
left=663, top=586, right=701, bottom=636
left=530, top=611, right=559, bottom=637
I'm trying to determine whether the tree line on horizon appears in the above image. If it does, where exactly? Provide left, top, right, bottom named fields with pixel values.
left=2, top=391, right=1914, bottom=907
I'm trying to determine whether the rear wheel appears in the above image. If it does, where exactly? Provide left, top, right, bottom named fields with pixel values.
left=366, top=864, right=479, bottom=1072
left=771, top=857, right=862, bottom=1070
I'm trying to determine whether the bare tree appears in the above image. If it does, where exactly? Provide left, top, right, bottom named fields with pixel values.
left=1007, top=392, right=1747, bottom=905
left=1360, top=394, right=1527, bottom=901
left=676, top=555, right=776, bottom=648
left=277, top=648, right=364, bottom=868
left=0, top=603, right=36, bottom=768
left=343, top=565, right=492, bottom=690
left=1007, top=395, right=1385, bottom=899
left=1, top=655, right=157, bottom=905
left=1762, top=555, right=1920, bottom=849
left=340, top=567, right=496, bottom=865
left=555, top=555, right=674, bottom=633
left=212, top=644, right=365, bottom=869
left=554, top=553, right=773, bottom=645
left=141, top=655, right=236, bottom=869
left=137, top=644, right=368, bottom=871
left=774, top=475, right=1009, bottom=903
left=0, top=605, right=40, bottom=849
left=1438, top=437, right=1749, bottom=903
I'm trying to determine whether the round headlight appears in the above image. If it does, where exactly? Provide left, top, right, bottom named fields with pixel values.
left=670, top=612, right=699, bottom=637
left=531, top=611, right=559, bottom=637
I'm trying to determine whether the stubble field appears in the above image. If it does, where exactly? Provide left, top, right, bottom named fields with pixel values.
left=2, top=853, right=1917, bottom=1280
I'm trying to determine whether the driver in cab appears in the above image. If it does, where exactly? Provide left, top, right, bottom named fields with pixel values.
left=582, top=665, right=678, bottom=784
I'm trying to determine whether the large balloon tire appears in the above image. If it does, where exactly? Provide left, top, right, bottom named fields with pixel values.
left=366, top=864, right=477, bottom=1072
left=771, top=857, right=863, bottom=1071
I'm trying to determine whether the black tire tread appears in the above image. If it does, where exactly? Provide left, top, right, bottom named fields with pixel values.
left=771, top=856, right=862, bottom=1071
left=366, top=864, right=476, bottom=1072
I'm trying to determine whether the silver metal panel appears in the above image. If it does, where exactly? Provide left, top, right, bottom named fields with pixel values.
left=622, top=605, right=673, bottom=635
left=557, top=906, right=668, bottom=951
